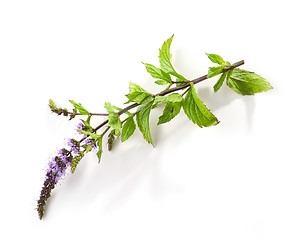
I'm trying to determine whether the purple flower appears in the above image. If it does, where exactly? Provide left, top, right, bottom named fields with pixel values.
left=85, top=138, right=97, bottom=150
left=76, top=122, right=85, bottom=134
left=37, top=148, right=72, bottom=220
left=67, top=138, right=80, bottom=155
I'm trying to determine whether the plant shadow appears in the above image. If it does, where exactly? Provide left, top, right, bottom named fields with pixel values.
left=56, top=85, right=256, bottom=216
left=197, top=85, right=256, bottom=131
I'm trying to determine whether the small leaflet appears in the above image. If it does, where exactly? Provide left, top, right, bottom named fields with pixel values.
left=97, top=138, right=103, bottom=163
left=121, top=116, right=136, bottom=142
left=136, top=102, right=154, bottom=145
left=154, top=93, right=183, bottom=104
left=207, top=66, right=224, bottom=78
left=206, top=53, right=225, bottom=65
left=69, top=100, right=90, bottom=115
left=158, top=102, right=182, bottom=125
left=213, top=72, right=227, bottom=92
left=143, top=63, right=172, bottom=84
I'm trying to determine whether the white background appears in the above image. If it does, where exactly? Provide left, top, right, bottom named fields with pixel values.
left=1, top=0, right=289, bottom=239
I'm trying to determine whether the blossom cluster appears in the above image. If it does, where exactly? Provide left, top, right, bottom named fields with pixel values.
left=37, top=148, right=72, bottom=219
left=37, top=122, right=98, bottom=219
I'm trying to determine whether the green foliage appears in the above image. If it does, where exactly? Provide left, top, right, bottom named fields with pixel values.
left=136, top=102, right=154, bottom=145
left=145, top=35, right=186, bottom=89
left=155, top=80, right=170, bottom=85
left=126, top=82, right=153, bottom=104
left=69, top=100, right=90, bottom=115
left=126, top=91, right=153, bottom=104
left=78, top=130, right=101, bottom=140
left=96, top=138, right=103, bottom=162
left=86, top=144, right=92, bottom=153
left=121, top=116, right=136, bottom=142
left=108, top=115, right=122, bottom=135
left=129, top=82, right=145, bottom=93
left=154, top=93, right=183, bottom=104
left=108, top=130, right=116, bottom=151
left=158, top=102, right=182, bottom=125
left=49, top=99, right=57, bottom=111
left=143, top=63, right=172, bottom=84
left=158, top=35, right=182, bottom=78
left=207, top=66, right=225, bottom=78
left=104, top=102, right=116, bottom=114
left=49, top=99, right=72, bottom=118
left=71, top=151, right=84, bottom=173
left=226, top=68, right=272, bottom=95
left=81, top=116, right=94, bottom=132
left=183, top=83, right=219, bottom=127
left=213, top=72, right=227, bottom=92
left=206, top=53, right=233, bottom=92
left=206, top=53, right=225, bottom=65
left=71, top=156, right=81, bottom=173
left=159, top=35, right=175, bottom=73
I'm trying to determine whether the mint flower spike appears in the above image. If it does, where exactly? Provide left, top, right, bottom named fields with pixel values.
left=67, top=138, right=80, bottom=155
left=37, top=35, right=272, bottom=220
left=37, top=149, right=72, bottom=220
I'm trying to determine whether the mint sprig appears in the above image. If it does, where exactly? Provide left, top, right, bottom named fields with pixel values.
left=37, top=35, right=272, bottom=220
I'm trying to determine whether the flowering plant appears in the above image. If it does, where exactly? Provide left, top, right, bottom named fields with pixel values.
left=37, top=35, right=272, bottom=219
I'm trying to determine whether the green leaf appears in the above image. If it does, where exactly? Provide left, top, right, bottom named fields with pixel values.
left=226, top=69, right=233, bottom=80
left=226, top=68, right=272, bottom=95
left=136, top=102, right=154, bottom=145
left=155, top=80, right=169, bottom=85
left=143, top=63, right=172, bottom=84
left=104, top=102, right=123, bottom=115
left=121, top=116, right=136, bottom=142
left=107, top=130, right=116, bottom=151
left=71, top=151, right=84, bottom=173
left=158, top=35, right=177, bottom=74
left=126, top=92, right=153, bottom=104
left=158, top=102, right=182, bottom=125
left=129, top=82, right=145, bottom=93
left=207, top=66, right=224, bottom=78
left=108, top=114, right=122, bottom=131
left=86, top=144, right=92, bottom=153
left=69, top=100, right=90, bottom=115
left=49, top=99, right=57, bottom=111
left=154, top=93, right=183, bottom=104
left=104, top=102, right=116, bottom=114
left=96, top=138, right=103, bottom=163
left=183, top=83, right=219, bottom=127
left=206, top=53, right=225, bottom=65
left=71, top=156, right=81, bottom=173
left=85, top=115, right=91, bottom=124
left=125, top=82, right=153, bottom=104
left=107, top=129, right=120, bottom=151
left=77, top=130, right=101, bottom=140
left=80, top=118, right=94, bottom=132
left=157, top=35, right=185, bottom=79
left=213, top=72, right=227, bottom=92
